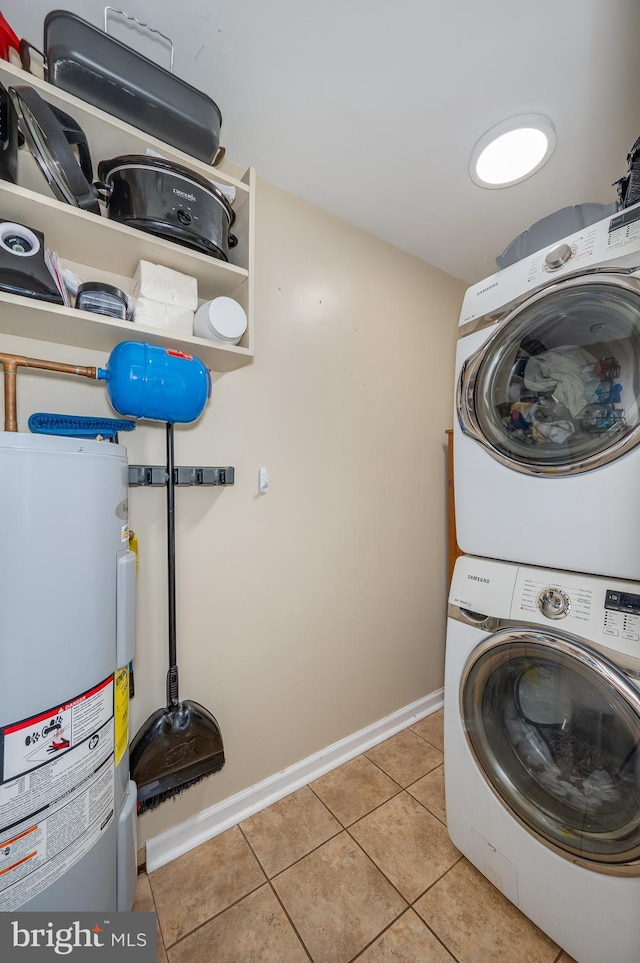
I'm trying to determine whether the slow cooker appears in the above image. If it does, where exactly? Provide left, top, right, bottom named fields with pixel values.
left=97, top=155, right=237, bottom=261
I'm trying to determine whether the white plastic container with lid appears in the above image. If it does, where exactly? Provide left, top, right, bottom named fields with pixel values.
left=193, top=297, right=247, bottom=345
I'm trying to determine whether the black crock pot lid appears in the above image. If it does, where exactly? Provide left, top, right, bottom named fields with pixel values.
left=9, top=86, right=100, bottom=215
left=97, top=153, right=235, bottom=224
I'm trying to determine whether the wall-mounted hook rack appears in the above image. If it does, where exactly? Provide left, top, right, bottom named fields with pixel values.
left=128, top=466, right=235, bottom=487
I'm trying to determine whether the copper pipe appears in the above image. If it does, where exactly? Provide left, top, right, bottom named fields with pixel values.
left=3, top=360, right=17, bottom=432
left=0, top=351, right=98, bottom=432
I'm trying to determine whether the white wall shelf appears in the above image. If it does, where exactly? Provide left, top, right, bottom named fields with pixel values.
left=0, top=60, right=255, bottom=369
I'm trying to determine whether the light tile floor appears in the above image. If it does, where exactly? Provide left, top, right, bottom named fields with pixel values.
left=134, top=709, right=577, bottom=963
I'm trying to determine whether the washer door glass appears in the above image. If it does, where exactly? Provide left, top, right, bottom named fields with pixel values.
left=468, top=276, right=640, bottom=473
left=462, top=630, right=640, bottom=866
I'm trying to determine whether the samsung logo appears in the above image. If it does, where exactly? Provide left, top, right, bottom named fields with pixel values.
left=476, top=281, right=498, bottom=296
left=467, top=575, right=490, bottom=583
left=173, top=188, right=196, bottom=202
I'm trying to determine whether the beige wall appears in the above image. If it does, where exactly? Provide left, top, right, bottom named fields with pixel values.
left=4, top=177, right=464, bottom=846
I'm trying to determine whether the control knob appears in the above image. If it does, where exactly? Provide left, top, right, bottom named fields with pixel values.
left=544, top=243, right=573, bottom=271
left=536, top=586, right=571, bottom=619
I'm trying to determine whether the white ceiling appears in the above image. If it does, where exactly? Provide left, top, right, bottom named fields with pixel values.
left=5, top=0, right=640, bottom=283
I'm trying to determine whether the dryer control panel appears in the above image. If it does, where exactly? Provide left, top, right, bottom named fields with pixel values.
left=607, top=205, right=640, bottom=249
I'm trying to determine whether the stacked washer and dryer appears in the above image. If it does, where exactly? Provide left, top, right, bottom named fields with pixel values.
left=446, top=205, right=640, bottom=963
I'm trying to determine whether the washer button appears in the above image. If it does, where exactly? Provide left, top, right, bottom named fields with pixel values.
left=603, top=627, right=620, bottom=637
left=623, top=631, right=639, bottom=641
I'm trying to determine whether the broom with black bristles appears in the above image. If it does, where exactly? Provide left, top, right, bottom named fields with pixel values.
left=130, top=423, right=225, bottom=812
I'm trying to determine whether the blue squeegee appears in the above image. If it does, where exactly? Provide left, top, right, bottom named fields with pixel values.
left=28, top=413, right=136, bottom=439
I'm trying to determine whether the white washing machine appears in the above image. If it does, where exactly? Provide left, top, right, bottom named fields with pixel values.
left=445, top=554, right=640, bottom=963
left=454, top=203, right=640, bottom=579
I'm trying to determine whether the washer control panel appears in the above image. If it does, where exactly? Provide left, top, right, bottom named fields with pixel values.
left=536, top=586, right=571, bottom=619
left=603, top=589, right=640, bottom=642
left=515, top=572, right=640, bottom=651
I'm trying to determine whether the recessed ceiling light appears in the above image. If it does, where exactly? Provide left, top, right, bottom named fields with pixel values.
left=470, top=114, right=556, bottom=189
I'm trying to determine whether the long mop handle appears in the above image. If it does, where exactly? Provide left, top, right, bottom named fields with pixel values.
left=166, top=422, right=180, bottom=707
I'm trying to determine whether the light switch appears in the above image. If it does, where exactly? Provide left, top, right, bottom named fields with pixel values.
left=259, top=466, right=269, bottom=494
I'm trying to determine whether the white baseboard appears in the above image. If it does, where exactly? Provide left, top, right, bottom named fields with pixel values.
left=146, top=688, right=443, bottom=872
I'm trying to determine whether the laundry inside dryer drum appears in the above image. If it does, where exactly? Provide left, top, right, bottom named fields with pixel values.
left=473, top=279, right=640, bottom=471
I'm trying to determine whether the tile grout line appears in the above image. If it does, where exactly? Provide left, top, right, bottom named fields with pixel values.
left=305, top=759, right=455, bottom=922
left=243, top=811, right=412, bottom=961
left=249, top=777, right=449, bottom=898
left=240, top=814, right=344, bottom=880
left=161, top=885, right=266, bottom=952
left=404, top=762, right=447, bottom=824
left=237, top=779, right=426, bottom=961
left=409, top=856, right=467, bottom=963
left=154, top=876, right=268, bottom=952
left=423, top=920, right=464, bottom=963
left=341, top=800, right=464, bottom=907
left=346, top=909, right=412, bottom=963
left=265, top=878, right=315, bottom=961
left=307, top=774, right=446, bottom=838
left=343, top=822, right=411, bottom=911
left=407, top=727, right=445, bottom=753
left=145, top=874, right=169, bottom=956
left=343, top=790, right=463, bottom=906
left=306, top=778, right=403, bottom=830
left=237, top=822, right=314, bottom=961
left=410, top=853, right=465, bottom=906
left=151, top=720, right=449, bottom=958
left=236, top=821, right=275, bottom=879
left=356, top=752, right=443, bottom=796
left=347, top=905, right=464, bottom=963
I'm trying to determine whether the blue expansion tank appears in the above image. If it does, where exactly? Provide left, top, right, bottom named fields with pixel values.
left=98, top=342, right=211, bottom=423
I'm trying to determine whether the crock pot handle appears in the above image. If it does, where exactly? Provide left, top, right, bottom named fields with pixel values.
left=228, top=233, right=238, bottom=249
left=93, top=181, right=112, bottom=205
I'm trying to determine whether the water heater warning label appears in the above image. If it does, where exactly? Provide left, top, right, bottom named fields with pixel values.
left=0, top=676, right=113, bottom=784
left=0, top=677, right=115, bottom=910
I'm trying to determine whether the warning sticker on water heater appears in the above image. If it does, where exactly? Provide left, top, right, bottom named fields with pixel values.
left=0, top=678, right=116, bottom=910
left=0, top=676, right=113, bottom=785
left=0, top=755, right=114, bottom=911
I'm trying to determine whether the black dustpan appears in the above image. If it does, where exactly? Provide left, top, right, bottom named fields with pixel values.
left=130, top=423, right=224, bottom=813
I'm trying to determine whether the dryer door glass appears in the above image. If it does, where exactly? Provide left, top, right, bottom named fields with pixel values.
left=461, top=629, right=640, bottom=867
left=469, top=275, right=640, bottom=474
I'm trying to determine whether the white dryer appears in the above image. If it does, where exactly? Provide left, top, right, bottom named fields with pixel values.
left=445, top=554, right=640, bottom=963
left=454, top=203, right=640, bottom=579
